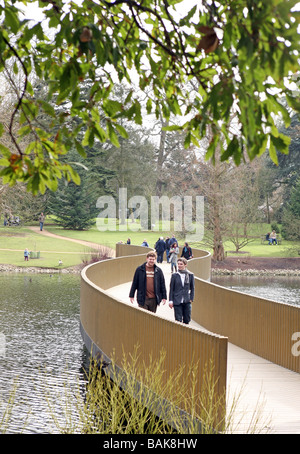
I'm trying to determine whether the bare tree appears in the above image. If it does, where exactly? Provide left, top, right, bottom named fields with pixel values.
left=195, top=153, right=230, bottom=261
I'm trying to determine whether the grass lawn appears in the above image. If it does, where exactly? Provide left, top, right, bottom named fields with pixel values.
left=45, top=224, right=167, bottom=250
left=233, top=241, right=296, bottom=258
left=0, top=226, right=97, bottom=268
left=1, top=221, right=299, bottom=268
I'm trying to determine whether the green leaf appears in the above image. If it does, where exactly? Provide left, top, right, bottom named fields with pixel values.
left=67, top=166, right=81, bottom=185
left=286, top=94, right=300, bottom=112
left=190, top=134, right=199, bottom=147
left=270, top=133, right=290, bottom=155
left=107, top=123, right=120, bottom=147
left=93, top=124, right=107, bottom=143
left=5, top=8, right=20, bottom=34
left=269, top=141, right=278, bottom=165
left=75, top=140, right=87, bottom=158
left=169, top=96, right=182, bottom=116
left=103, top=100, right=123, bottom=118
left=60, top=63, right=75, bottom=94
left=163, top=125, right=182, bottom=132
left=82, top=129, right=92, bottom=147
left=205, top=135, right=219, bottom=161
left=0, top=143, right=11, bottom=157
left=146, top=98, right=152, bottom=115
left=115, top=124, right=129, bottom=139
left=221, top=137, right=239, bottom=163
left=27, top=173, right=41, bottom=195
left=127, top=101, right=142, bottom=125
left=17, top=125, right=32, bottom=139
left=39, top=100, right=56, bottom=117
left=0, top=158, right=10, bottom=166
left=266, top=93, right=291, bottom=128
left=184, top=132, right=191, bottom=148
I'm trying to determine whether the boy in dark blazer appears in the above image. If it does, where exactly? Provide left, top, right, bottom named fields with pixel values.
left=169, top=258, right=195, bottom=324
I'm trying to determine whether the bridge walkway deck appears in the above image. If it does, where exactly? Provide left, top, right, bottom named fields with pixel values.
left=106, top=262, right=300, bottom=434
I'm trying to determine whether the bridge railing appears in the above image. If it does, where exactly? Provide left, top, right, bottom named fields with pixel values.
left=81, top=241, right=300, bottom=432
left=173, top=244, right=300, bottom=374
left=80, top=243, right=228, bottom=428
left=115, top=244, right=300, bottom=373
left=192, top=278, right=300, bottom=373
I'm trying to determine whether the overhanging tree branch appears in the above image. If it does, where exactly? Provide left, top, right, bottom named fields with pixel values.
left=2, top=37, right=28, bottom=157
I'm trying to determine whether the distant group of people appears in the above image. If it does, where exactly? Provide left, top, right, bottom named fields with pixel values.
left=265, top=230, right=278, bottom=245
left=3, top=212, right=45, bottom=230
left=129, top=251, right=195, bottom=325
left=140, top=235, right=193, bottom=274
left=3, top=214, right=20, bottom=226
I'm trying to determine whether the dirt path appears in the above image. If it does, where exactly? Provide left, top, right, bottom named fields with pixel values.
left=27, top=226, right=115, bottom=256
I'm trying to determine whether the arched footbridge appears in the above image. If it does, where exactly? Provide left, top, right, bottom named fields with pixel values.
left=80, top=243, right=300, bottom=434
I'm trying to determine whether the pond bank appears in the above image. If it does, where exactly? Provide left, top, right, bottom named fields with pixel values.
left=211, top=256, right=300, bottom=277
left=211, top=268, right=300, bottom=276
left=1, top=262, right=300, bottom=277
left=0, top=264, right=81, bottom=274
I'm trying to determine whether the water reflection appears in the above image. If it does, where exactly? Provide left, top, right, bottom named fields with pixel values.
left=211, top=275, right=300, bottom=306
left=0, top=273, right=87, bottom=433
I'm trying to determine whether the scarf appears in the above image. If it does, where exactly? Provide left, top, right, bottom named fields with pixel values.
left=178, top=269, right=189, bottom=284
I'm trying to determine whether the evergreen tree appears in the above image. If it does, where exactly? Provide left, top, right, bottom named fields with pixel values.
left=48, top=177, right=98, bottom=230
left=48, top=146, right=114, bottom=229
left=288, top=179, right=300, bottom=219
left=268, top=114, right=300, bottom=205
left=277, top=114, right=300, bottom=190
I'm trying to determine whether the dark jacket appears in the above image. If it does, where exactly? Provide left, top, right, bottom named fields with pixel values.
left=129, top=262, right=167, bottom=307
left=169, top=237, right=178, bottom=247
left=181, top=246, right=192, bottom=260
left=169, top=271, right=195, bottom=306
left=165, top=238, right=171, bottom=250
left=155, top=239, right=166, bottom=253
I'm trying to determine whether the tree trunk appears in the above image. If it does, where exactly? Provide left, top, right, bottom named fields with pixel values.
left=266, top=193, right=271, bottom=224
left=155, top=119, right=169, bottom=197
left=211, top=168, right=225, bottom=262
left=213, top=222, right=225, bottom=261
left=213, top=241, right=225, bottom=261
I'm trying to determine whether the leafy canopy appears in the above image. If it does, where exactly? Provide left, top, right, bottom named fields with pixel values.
left=0, top=0, right=299, bottom=194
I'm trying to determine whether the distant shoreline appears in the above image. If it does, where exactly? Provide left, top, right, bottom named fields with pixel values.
left=211, top=268, right=300, bottom=277
left=1, top=262, right=300, bottom=277
left=0, top=264, right=81, bottom=274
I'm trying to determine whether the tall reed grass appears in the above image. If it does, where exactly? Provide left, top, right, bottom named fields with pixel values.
left=1, top=348, right=271, bottom=434
left=44, top=348, right=271, bottom=434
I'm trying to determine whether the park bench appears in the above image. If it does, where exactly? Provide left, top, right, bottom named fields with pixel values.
left=261, top=234, right=282, bottom=245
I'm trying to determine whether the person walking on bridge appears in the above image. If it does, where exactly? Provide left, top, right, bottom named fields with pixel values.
left=129, top=251, right=167, bottom=313
left=155, top=237, right=166, bottom=263
left=169, top=258, right=195, bottom=324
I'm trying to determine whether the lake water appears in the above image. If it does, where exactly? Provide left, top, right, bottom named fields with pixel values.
left=1, top=272, right=299, bottom=433
left=211, top=275, right=300, bottom=307
left=0, top=273, right=88, bottom=434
